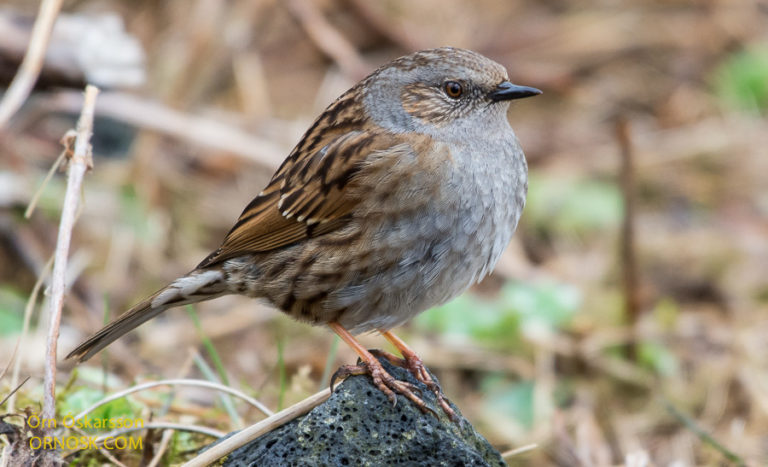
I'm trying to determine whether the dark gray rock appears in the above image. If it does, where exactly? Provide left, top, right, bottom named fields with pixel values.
left=223, top=356, right=506, bottom=466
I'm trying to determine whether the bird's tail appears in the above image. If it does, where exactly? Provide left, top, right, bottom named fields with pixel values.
left=66, top=269, right=227, bottom=362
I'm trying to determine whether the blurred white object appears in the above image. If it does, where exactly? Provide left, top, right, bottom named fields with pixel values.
left=625, top=450, right=650, bottom=467
left=48, top=12, right=145, bottom=87
left=0, top=9, right=146, bottom=88
left=0, top=171, right=29, bottom=207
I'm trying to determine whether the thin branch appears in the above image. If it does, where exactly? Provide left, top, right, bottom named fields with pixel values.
left=94, top=422, right=225, bottom=443
left=1, top=445, right=9, bottom=467
left=0, top=376, right=30, bottom=408
left=24, top=149, right=67, bottom=218
left=345, top=0, right=426, bottom=51
left=616, top=116, right=640, bottom=360
left=662, top=399, right=745, bottom=466
left=63, top=422, right=223, bottom=464
left=68, top=426, right=128, bottom=467
left=41, top=85, right=99, bottom=428
left=0, top=0, right=63, bottom=128
left=146, top=429, right=174, bottom=467
left=44, top=90, right=287, bottom=170
left=181, top=388, right=331, bottom=467
left=144, top=349, right=198, bottom=467
left=0, top=345, right=17, bottom=382
left=7, top=256, right=53, bottom=413
left=192, top=352, right=243, bottom=428
left=501, top=443, right=539, bottom=459
left=74, top=379, right=274, bottom=421
left=285, top=0, right=369, bottom=80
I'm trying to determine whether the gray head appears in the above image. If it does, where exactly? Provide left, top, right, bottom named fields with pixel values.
left=362, top=47, right=541, bottom=141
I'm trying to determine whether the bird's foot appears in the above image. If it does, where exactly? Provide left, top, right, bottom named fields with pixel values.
left=369, top=349, right=456, bottom=421
left=330, top=356, right=436, bottom=417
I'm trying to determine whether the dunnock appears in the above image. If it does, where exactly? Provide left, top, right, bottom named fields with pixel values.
left=67, top=47, right=541, bottom=418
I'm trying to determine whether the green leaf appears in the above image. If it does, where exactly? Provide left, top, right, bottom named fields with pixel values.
left=652, top=298, right=680, bottom=331
left=59, top=387, right=139, bottom=431
left=638, top=340, right=679, bottom=376
left=716, top=46, right=768, bottom=114
left=416, top=280, right=581, bottom=348
left=415, top=294, right=522, bottom=350
left=481, top=376, right=536, bottom=430
left=119, top=184, right=163, bottom=242
left=500, top=281, right=581, bottom=334
left=0, top=287, right=24, bottom=336
left=526, top=173, right=623, bottom=235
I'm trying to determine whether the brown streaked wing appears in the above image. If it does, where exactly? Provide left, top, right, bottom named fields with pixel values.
left=197, top=129, right=404, bottom=268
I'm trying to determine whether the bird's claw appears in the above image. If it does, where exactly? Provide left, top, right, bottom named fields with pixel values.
left=368, top=349, right=456, bottom=421
left=329, top=357, right=434, bottom=416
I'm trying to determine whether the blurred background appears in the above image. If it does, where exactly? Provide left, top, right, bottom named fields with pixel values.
left=1, top=0, right=767, bottom=465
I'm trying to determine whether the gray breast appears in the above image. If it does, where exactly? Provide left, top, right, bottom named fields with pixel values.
left=336, top=136, right=527, bottom=333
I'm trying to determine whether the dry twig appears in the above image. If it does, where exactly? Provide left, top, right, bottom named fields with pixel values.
left=6, top=257, right=53, bottom=413
left=616, top=116, right=640, bottom=359
left=285, top=0, right=369, bottom=80
left=74, top=379, right=273, bottom=421
left=146, top=429, right=174, bottom=467
left=65, top=425, right=129, bottom=467
left=24, top=150, right=67, bottom=218
left=0, top=0, right=63, bottom=128
left=41, top=85, right=99, bottom=427
left=94, top=422, right=225, bottom=442
left=0, top=377, right=30, bottom=409
left=145, top=349, right=198, bottom=467
left=663, top=399, right=745, bottom=466
left=0, top=347, right=17, bottom=383
left=501, top=443, right=539, bottom=460
left=181, top=388, right=331, bottom=467
left=345, top=0, right=426, bottom=51
left=45, top=91, right=287, bottom=170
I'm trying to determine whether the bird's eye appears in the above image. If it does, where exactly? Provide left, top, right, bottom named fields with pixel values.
left=443, top=81, right=463, bottom=99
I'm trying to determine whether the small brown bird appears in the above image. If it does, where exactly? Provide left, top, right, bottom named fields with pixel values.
left=67, top=47, right=540, bottom=418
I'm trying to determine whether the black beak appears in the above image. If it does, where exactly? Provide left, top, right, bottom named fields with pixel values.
left=488, top=81, right=542, bottom=102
